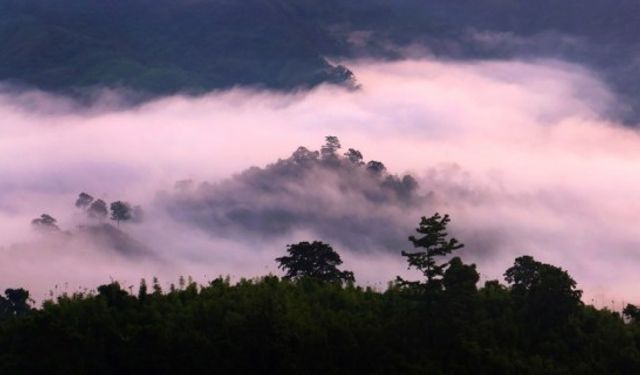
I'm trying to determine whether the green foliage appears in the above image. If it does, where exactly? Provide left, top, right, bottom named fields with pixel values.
left=3, top=0, right=640, bottom=121
left=0, top=273, right=639, bottom=374
left=443, top=257, right=479, bottom=295
left=624, top=304, right=640, bottom=323
left=505, top=255, right=583, bottom=329
left=276, top=241, right=355, bottom=284
left=398, top=213, right=464, bottom=289
left=0, top=288, right=32, bottom=320
left=0, top=0, right=356, bottom=97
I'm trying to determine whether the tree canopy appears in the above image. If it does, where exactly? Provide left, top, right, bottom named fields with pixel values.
left=398, top=213, right=464, bottom=289
left=505, top=255, right=583, bottom=328
left=276, top=241, right=355, bottom=284
left=88, top=199, right=108, bottom=219
left=75, top=192, right=94, bottom=209
left=110, top=201, right=133, bottom=226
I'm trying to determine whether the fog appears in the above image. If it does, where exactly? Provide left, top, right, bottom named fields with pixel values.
left=1, top=58, right=639, bottom=304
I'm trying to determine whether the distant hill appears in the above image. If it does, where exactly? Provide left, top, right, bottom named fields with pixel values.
left=1, top=0, right=640, bottom=119
left=0, top=0, right=355, bottom=97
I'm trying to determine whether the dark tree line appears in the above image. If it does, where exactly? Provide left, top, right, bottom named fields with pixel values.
left=5, top=213, right=640, bottom=374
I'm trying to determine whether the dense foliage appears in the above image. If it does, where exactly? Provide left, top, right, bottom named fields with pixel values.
left=276, top=241, right=355, bottom=283
left=2, top=216, right=640, bottom=374
left=0, top=0, right=356, bottom=96
left=1, top=271, right=639, bottom=374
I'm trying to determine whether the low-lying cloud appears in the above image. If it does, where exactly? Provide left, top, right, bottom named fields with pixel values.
left=1, top=58, right=640, bottom=305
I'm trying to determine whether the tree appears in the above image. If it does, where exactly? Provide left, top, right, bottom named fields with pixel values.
left=110, top=201, right=132, bottom=226
left=366, top=160, right=386, bottom=174
left=443, top=257, right=479, bottom=295
left=398, top=213, right=464, bottom=289
left=504, top=255, right=582, bottom=327
left=31, top=214, right=59, bottom=232
left=344, top=148, right=364, bottom=165
left=624, top=304, right=640, bottom=323
left=291, top=146, right=320, bottom=164
left=0, top=288, right=31, bottom=320
left=138, top=279, right=148, bottom=302
left=88, top=199, right=108, bottom=219
left=97, top=282, right=132, bottom=308
left=320, top=135, right=341, bottom=161
left=75, top=192, right=94, bottom=209
left=276, top=241, right=354, bottom=283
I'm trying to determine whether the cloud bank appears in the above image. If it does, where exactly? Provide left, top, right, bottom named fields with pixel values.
left=1, top=58, right=640, bottom=304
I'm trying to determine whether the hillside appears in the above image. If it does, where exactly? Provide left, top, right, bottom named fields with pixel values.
left=1, top=0, right=640, bottom=120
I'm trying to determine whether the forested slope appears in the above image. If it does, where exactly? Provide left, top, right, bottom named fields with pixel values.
left=2, top=0, right=640, bottom=120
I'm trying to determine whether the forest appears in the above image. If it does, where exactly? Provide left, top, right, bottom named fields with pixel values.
left=2, top=213, right=640, bottom=374
left=2, top=0, right=640, bottom=120
left=3, top=2, right=640, bottom=373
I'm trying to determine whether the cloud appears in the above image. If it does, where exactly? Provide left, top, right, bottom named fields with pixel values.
left=1, top=58, right=640, bottom=305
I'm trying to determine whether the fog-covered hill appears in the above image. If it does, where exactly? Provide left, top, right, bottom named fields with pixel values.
left=1, top=0, right=640, bottom=119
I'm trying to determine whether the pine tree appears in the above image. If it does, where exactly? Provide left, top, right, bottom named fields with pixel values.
left=398, top=213, right=464, bottom=289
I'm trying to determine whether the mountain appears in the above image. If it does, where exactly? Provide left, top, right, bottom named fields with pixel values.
left=1, top=0, right=640, bottom=120
left=0, top=0, right=355, bottom=97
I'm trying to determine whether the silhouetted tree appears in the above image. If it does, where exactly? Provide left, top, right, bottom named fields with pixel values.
left=624, top=304, right=640, bottom=323
left=0, top=288, right=31, bottom=320
left=276, top=241, right=354, bottom=283
left=366, top=160, right=386, bottom=174
left=344, top=148, right=364, bottom=165
left=505, top=255, right=582, bottom=328
left=31, top=214, right=59, bottom=232
left=292, top=146, right=320, bottom=164
left=152, top=277, right=162, bottom=296
left=110, top=201, right=132, bottom=226
left=75, top=192, right=94, bottom=209
left=97, top=282, right=132, bottom=308
left=320, top=135, right=341, bottom=161
left=398, top=213, right=464, bottom=289
left=443, top=257, right=479, bottom=294
left=88, top=199, right=108, bottom=220
left=138, top=279, right=148, bottom=301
